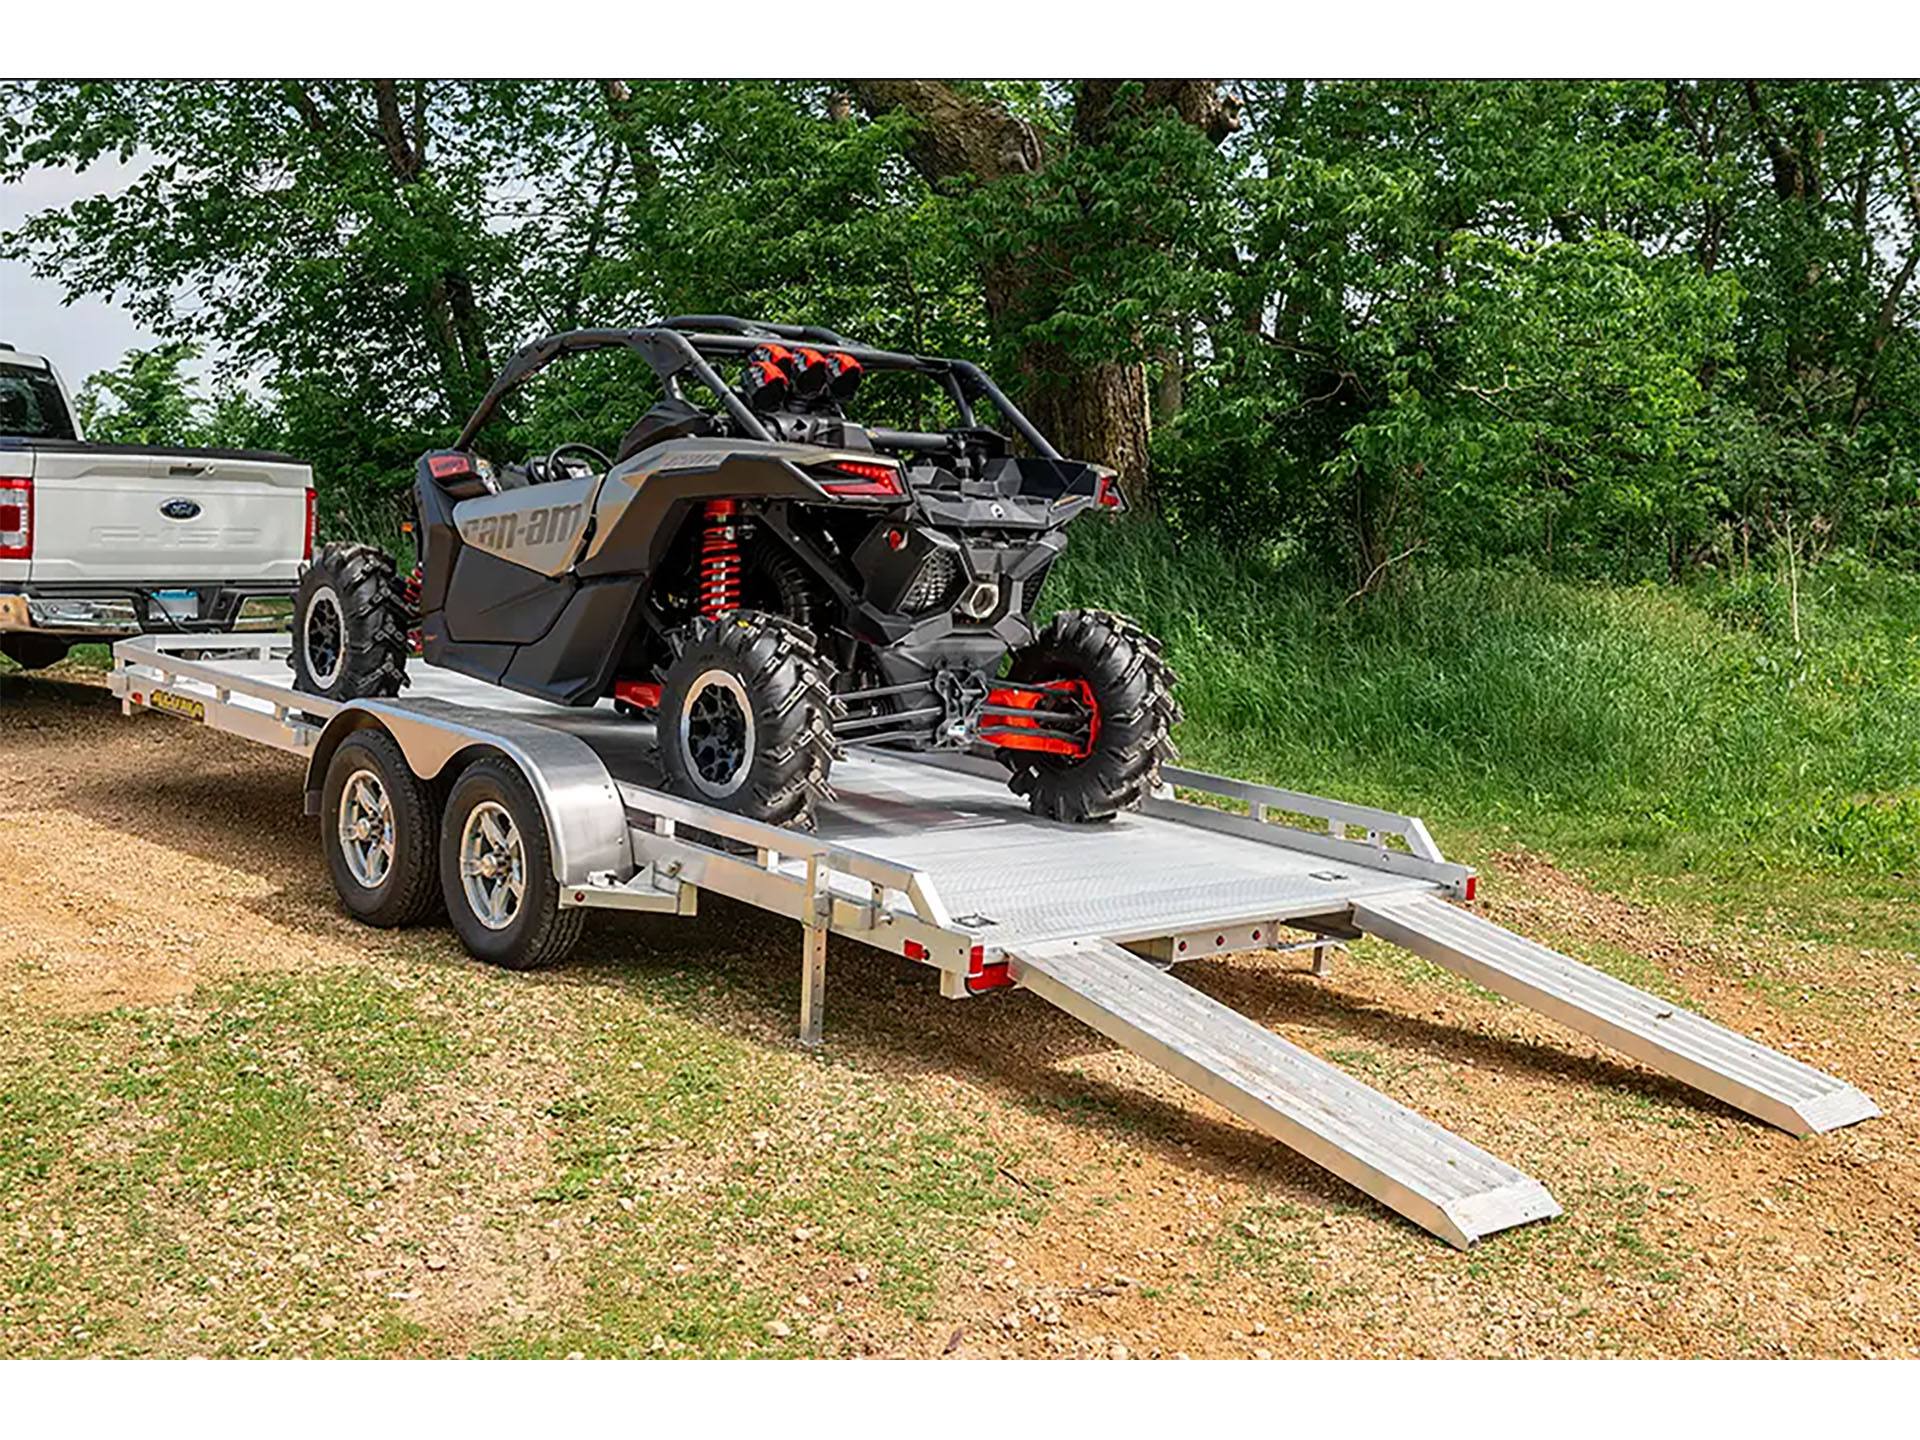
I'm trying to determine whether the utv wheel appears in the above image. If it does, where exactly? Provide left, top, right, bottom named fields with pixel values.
left=321, top=729, right=441, bottom=927
left=0, top=634, right=71, bottom=670
left=439, top=757, right=584, bottom=970
left=657, top=611, right=839, bottom=830
left=291, top=542, right=411, bottom=700
left=1003, top=609, right=1182, bottom=823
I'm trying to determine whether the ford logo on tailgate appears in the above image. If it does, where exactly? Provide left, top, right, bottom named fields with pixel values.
left=160, top=498, right=202, bottom=521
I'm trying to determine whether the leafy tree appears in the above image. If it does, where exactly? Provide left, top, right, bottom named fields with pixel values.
left=5, top=77, right=1918, bottom=586
left=72, top=341, right=205, bottom=445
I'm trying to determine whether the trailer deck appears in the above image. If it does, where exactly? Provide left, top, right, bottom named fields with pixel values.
left=110, top=632, right=1879, bottom=1248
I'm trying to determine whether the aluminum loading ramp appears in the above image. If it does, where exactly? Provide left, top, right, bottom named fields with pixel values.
left=1351, top=894, right=1880, bottom=1135
left=1009, top=938, right=1561, bottom=1247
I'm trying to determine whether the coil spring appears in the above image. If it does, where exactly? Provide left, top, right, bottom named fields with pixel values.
left=698, top=499, right=742, bottom=617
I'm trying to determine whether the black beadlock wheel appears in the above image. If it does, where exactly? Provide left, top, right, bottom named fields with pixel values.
left=657, top=610, right=839, bottom=831
left=321, top=728, right=442, bottom=927
left=291, top=542, right=411, bottom=700
left=1003, top=608, right=1182, bottom=823
left=438, top=757, right=585, bottom=970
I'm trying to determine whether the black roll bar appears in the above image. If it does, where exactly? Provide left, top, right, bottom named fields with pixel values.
left=451, top=324, right=1061, bottom=461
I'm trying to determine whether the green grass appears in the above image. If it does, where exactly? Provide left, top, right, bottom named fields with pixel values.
left=484, top=986, right=1025, bottom=1357
left=1050, top=521, right=1920, bottom=879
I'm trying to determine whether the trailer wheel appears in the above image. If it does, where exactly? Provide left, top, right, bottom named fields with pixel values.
left=321, top=729, right=442, bottom=927
left=1003, top=609, right=1182, bottom=823
left=438, top=756, right=585, bottom=970
left=292, top=542, right=411, bottom=700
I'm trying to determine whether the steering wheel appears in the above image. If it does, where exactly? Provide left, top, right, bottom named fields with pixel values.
left=540, top=442, right=612, bottom=482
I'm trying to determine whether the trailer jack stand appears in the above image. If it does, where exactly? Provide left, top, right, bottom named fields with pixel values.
left=799, top=854, right=829, bottom=1047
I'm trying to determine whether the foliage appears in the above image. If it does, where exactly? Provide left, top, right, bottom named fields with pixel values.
left=1046, top=517, right=1920, bottom=878
left=4, top=78, right=1918, bottom=580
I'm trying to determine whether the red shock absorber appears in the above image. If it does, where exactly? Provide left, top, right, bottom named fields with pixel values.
left=698, top=499, right=742, bottom=617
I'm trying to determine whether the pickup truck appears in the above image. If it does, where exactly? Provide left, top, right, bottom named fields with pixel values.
left=0, top=343, right=313, bottom=668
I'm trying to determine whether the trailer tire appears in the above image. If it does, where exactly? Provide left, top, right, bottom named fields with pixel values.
left=438, top=756, right=584, bottom=970
left=321, top=729, right=442, bottom=927
left=1003, top=609, right=1182, bottom=823
left=292, top=542, right=410, bottom=700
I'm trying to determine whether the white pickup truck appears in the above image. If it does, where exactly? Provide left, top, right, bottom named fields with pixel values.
left=0, top=343, right=313, bottom=668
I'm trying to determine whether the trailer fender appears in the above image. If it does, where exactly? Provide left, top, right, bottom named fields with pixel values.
left=304, top=697, right=632, bottom=888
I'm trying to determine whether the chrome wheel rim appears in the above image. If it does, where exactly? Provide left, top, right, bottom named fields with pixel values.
left=678, top=668, right=755, bottom=799
left=459, top=800, right=525, bottom=931
left=304, top=586, right=345, bottom=689
left=336, top=767, right=394, bottom=889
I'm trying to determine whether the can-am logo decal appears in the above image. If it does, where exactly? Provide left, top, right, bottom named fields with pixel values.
left=159, top=497, right=202, bottom=520
left=464, top=502, right=584, bottom=551
left=149, top=688, right=206, bottom=721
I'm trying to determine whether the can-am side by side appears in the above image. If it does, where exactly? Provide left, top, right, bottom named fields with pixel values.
left=291, top=317, right=1179, bottom=829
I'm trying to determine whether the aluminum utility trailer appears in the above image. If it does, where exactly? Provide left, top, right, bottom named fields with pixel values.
left=111, top=632, right=1879, bottom=1250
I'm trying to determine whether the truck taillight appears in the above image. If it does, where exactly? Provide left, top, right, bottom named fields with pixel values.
left=303, top=487, right=316, bottom=561
left=0, top=476, right=30, bottom=560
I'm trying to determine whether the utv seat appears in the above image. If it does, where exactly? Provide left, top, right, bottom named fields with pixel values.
left=615, top=397, right=719, bottom=464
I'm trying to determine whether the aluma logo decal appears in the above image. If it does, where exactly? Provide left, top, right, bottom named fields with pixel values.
left=149, top=689, right=207, bottom=721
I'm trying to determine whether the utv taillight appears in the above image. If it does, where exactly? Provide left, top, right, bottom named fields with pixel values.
left=815, top=459, right=904, bottom=498
left=0, top=476, right=31, bottom=560
left=1095, top=473, right=1122, bottom=509
left=303, top=486, right=316, bottom=561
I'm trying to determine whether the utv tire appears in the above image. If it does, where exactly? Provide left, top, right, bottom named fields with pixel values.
left=321, top=728, right=442, bottom=927
left=0, top=634, right=71, bottom=670
left=439, top=757, right=584, bottom=970
left=1003, top=609, right=1182, bottom=823
left=291, top=542, right=410, bottom=700
left=657, top=611, right=839, bottom=830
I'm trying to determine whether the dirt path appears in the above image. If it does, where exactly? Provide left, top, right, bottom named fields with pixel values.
left=2, top=668, right=1915, bottom=1357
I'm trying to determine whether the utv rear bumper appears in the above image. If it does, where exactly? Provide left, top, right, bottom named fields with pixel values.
left=0, top=580, right=297, bottom=638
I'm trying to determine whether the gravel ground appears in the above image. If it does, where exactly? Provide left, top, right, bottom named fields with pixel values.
left=2, top=666, right=1915, bottom=1357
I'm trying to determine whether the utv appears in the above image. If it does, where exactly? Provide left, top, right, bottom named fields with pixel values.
left=291, top=317, right=1179, bottom=830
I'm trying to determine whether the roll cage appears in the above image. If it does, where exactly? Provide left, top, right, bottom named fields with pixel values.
left=452, top=316, right=1063, bottom=461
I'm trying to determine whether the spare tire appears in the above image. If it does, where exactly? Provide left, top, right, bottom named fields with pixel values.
left=291, top=542, right=411, bottom=700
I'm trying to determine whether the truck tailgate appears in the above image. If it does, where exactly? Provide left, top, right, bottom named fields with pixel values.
left=26, top=447, right=310, bottom=584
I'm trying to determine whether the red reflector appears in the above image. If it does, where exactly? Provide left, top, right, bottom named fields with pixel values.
left=903, top=939, right=929, bottom=961
left=965, top=943, right=1012, bottom=992
left=427, top=453, right=473, bottom=479
left=0, top=504, right=20, bottom=531
left=303, top=486, right=316, bottom=561
left=1464, top=875, right=1478, bottom=902
left=885, top=527, right=906, bottom=550
left=817, top=460, right=903, bottom=497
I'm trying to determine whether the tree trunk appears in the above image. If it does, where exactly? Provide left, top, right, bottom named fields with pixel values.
left=850, top=80, right=1240, bottom=505
left=1025, top=357, right=1153, bottom=496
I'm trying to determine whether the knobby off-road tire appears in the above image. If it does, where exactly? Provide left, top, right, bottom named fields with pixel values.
left=1004, top=608, right=1182, bottom=823
left=657, top=610, right=840, bottom=831
left=321, top=728, right=442, bottom=927
left=291, top=542, right=410, bottom=700
left=438, top=756, right=585, bottom=970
